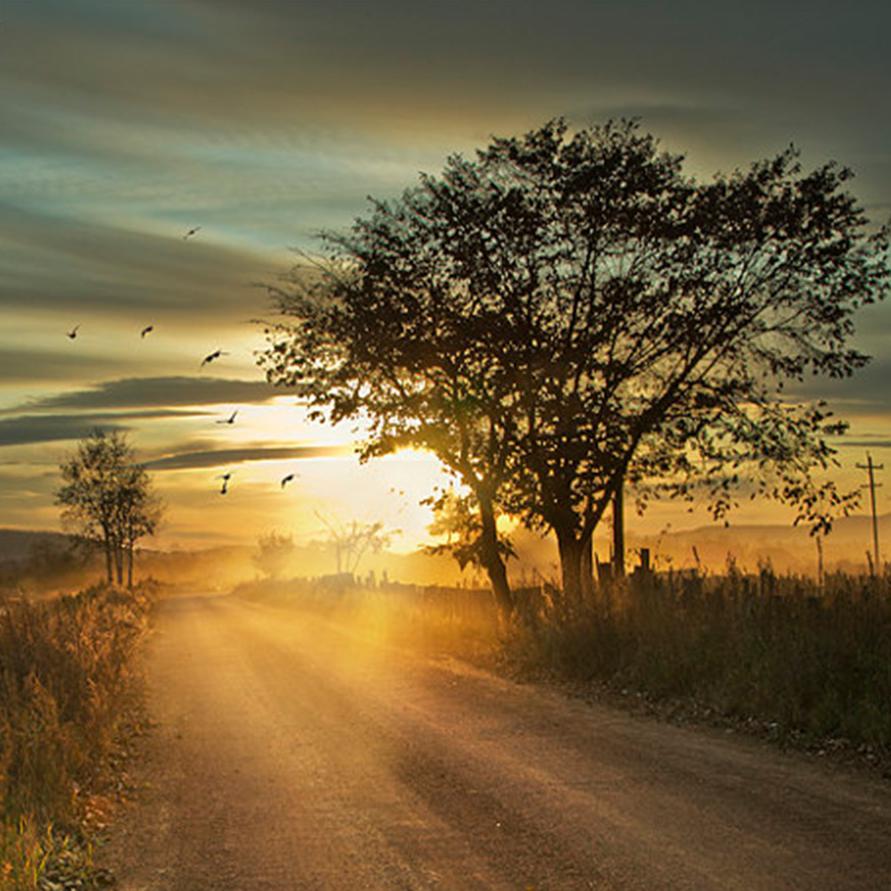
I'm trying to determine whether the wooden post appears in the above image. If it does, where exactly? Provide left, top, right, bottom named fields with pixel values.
left=639, top=547, right=650, bottom=573
left=612, top=482, right=625, bottom=577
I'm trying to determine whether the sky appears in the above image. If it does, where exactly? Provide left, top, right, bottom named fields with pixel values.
left=1, top=0, right=890, bottom=552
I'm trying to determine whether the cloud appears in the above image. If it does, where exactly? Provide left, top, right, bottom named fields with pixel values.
left=3, top=0, right=889, bottom=169
left=0, top=410, right=209, bottom=447
left=0, top=348, right=123, bottom=384
left=2, top=1, right=889, bottom=331
left=0, top=202, right=284, bottom=322
left=145, top=444, right=353, bottom=470
left=785, top=358, right=891, bottom=417
left=1, top=0, right=890, bottom=546
left=13, top=376, right=277, bottom=413
left=837, top=440, right=891, bottom=449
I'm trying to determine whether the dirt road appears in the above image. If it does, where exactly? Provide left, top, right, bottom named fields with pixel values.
left=105, top=594, right=891, bottom=890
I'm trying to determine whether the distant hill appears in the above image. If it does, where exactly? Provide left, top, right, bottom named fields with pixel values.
left=0, top=528, right=69, bottom=563
left=621, top=512, right=891, bottom=576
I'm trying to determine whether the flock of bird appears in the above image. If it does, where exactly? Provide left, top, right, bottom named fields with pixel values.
left=65, top=225, right=300, bottom=497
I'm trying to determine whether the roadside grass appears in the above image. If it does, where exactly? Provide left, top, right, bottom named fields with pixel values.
left=506, top=568, right=891, bottom=758
left=0, top=583, right=152, bottom=890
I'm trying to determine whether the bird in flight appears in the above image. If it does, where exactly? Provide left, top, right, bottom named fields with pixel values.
left=216, top=472, right=233, bottom=495
left=216, top=409, right=238, bottom=425
left=140, top=325, right=154, bottom=338
left=183, top=226, right=202, bottom=240
left=66, top=325, right=80, bottom=340
left=281, top=473, right=298, bottom=489
left=201, top=349, right=228, bottom=367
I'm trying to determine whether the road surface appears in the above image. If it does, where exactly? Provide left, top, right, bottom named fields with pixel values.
left=105, top=594, right=891, bottom=890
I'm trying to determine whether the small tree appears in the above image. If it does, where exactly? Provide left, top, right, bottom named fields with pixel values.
left=56, top=430, right=162, bottom=586
left=253, top=531, right=296, bottom=580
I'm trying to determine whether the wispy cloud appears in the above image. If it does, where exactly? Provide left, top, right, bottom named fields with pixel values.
left=1, top=0, right=890, bottom=543
left=11, top=376, right=277, bottom=413
left=837, top=440, right=891, bottom=449
left=785, top=358, right=891, bottom=417
left=145, top=444, right=352, bottom=470
left=0, top=410, right=210, bottom=447
left=0, top=202, right=282, bottom=322
left=0, top=347, right=122, bottom=384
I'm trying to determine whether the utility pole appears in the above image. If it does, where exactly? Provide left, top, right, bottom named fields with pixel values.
left=856, top=452, right=883, bottom=575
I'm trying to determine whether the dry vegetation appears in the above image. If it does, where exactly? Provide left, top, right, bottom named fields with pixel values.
left=0, top=583, right=152, bottom=890
left=507, top=568, right=891, bottom=759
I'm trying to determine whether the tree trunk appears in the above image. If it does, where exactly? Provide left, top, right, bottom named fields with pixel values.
left=478, top=497, right=514, bottom=620
left=556, top=527, right=585, bottom=604
left=580, top=534, right=595, bottom=600
left=104, top=538, right=113, bottom=583
left=127, top=543, right=134, bottom=588
left=114, top=541, right=124, bottom=585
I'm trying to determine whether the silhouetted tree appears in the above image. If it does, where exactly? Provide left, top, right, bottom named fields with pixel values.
left=56, top=431, right=162, bottom=586
left=261, top=119, right=888, bottom=607
left=253, top=531, right=296, bottom=580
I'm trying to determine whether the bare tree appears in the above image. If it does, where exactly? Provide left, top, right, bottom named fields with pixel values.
left=315, top=513, right=396, bottom=577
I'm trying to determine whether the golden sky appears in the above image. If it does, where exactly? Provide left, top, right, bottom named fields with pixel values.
left=2, top=1, right=890, bottom=550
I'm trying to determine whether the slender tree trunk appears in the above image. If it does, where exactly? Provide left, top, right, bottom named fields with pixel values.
left=556, top=527, right=585, bottom=604
left=103, top=531, right=113, bottom=583
left=478, top=496, right=514, bottom=620
left=127, top=542, right=134, bottom=588
left=114, top=540, right=124, bottom=585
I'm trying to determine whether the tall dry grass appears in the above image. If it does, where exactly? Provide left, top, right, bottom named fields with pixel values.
left=0, top=583, right=151, bottom=889
left=508, top=567, right=891, bottom=749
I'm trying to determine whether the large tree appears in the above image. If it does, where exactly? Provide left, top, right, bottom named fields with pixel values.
left=56, top=430, right=163, bottom=586
left=261, top=120, right=888, bottom=610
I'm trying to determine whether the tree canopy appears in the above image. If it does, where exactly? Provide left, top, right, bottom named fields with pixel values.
left=261, top=119, right=889, bottom=612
